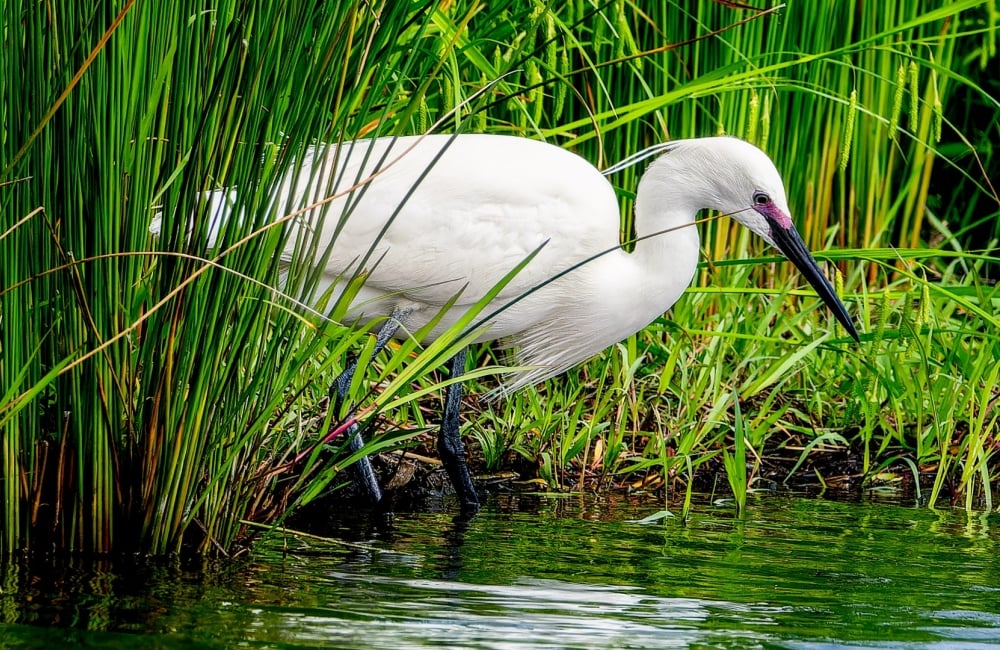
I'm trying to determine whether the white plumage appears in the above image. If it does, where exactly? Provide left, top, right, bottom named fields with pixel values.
left=182, top=134, right=857, bottom=399
left=160, top=133, right=858, bottom=509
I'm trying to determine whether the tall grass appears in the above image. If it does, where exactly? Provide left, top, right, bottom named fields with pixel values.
left=427, top=0, right=998, bottom=506
left=1, top=0, right=487, bottom=555
left=2, top=0, right=997, bottom=556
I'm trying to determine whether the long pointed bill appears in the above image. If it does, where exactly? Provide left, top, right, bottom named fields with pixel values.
left=766, top=218, right=860, bottom=341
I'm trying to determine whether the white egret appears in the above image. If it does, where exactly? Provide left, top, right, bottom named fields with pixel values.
left=183, top=134, right=859, bottom=511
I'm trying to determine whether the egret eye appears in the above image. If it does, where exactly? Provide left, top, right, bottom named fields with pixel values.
left=753, top=191, right=770, bottom=206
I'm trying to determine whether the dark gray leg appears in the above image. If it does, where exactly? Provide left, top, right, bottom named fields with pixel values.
left=437, top=347, right=480, bottom=512
left=333, top=307, right=411, bottom=504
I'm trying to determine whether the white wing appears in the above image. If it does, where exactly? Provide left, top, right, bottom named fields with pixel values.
left=280, top=135, right=621, bottom=311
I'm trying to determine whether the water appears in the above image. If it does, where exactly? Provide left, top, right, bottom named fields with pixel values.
left=2, top=494, right=1000, bottom=648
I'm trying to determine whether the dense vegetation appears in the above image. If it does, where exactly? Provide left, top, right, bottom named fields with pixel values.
left=2, top=1, right=997, bottom=555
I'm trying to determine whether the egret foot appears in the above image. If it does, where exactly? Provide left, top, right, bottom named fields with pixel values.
left=437, top=348, right=480, bottom=512
left=331, top=307, right=411, bottom=505
left=333, top=358, right=382, bottom=504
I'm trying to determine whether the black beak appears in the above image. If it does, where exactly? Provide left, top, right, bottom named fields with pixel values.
left=768, top=221, right=860, bottom=342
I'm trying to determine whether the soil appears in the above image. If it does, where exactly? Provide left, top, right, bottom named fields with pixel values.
left=297, top=431, right=959, bottom=518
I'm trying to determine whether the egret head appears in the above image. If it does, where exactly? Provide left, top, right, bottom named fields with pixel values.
left=660, top=137, right=860, bottom=341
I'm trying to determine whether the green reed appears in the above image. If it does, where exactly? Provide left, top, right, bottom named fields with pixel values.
left=420, top=0, right=998, bottom=507
left=1, top=0, right=486, bottom=554
left=2, top=0, right=998, bottom=556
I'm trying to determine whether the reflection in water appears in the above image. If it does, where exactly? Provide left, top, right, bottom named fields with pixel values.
left=258, top=574, right=737, bottom=649
left=2, top=495, right=1000, bottom=648
left=440, top=510, right=476, bottom=581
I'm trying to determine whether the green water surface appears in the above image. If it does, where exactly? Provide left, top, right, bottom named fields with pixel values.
left=2, top=494, right=999, bottom=648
